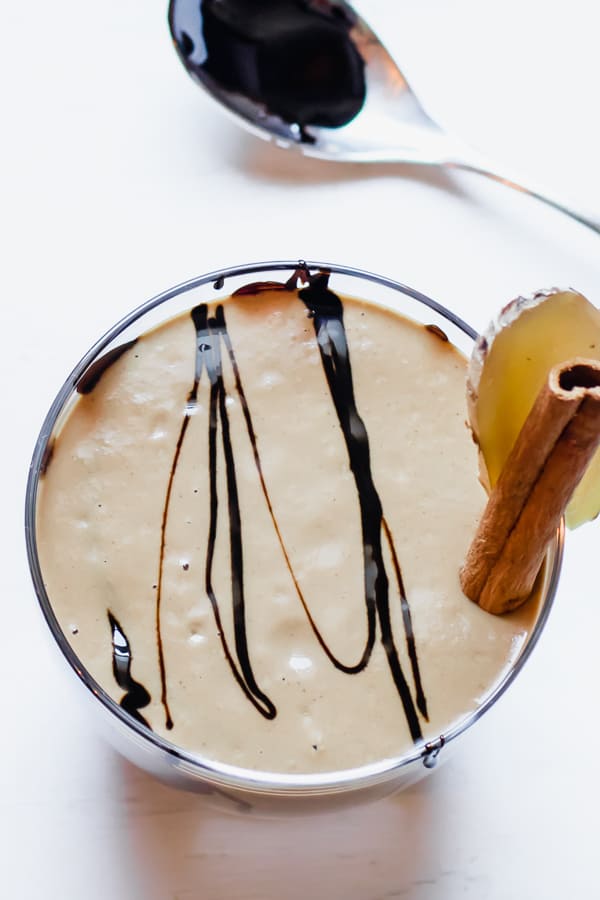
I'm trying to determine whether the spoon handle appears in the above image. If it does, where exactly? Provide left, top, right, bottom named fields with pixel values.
left=447, top=150, right=600, bottom=236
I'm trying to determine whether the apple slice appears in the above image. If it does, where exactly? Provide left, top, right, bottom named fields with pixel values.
left=467, top=288, right=600, bottom=528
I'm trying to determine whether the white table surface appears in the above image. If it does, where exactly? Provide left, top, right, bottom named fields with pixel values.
left=3, top=1, right=600, bottom=897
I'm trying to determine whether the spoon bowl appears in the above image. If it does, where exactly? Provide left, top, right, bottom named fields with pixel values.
left=168, top=0, right=600, bottom=234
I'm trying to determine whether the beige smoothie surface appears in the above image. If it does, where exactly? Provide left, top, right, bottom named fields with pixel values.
left=36, top=277, right=541, bottom=774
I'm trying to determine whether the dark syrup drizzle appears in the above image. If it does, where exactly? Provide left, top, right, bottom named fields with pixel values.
left=77, top=340, right=138, bottom=395
left=148, top=273, right=428, bottom=743
left=204, top=307, right=277, bottom=719
left=298, top=273, right=427, bottom=736
left=107, top=611, right=152, bottom=728
left=155, top=303, right=276, bottom=724
left=168, top=0, right=366, bottom=136
left=218, top=302, right=368, bottom=675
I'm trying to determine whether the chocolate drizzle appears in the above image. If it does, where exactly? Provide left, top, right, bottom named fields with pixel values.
left=299, top=273, right=427, bottom=738
left=220, top=298, right=367, bottom=675
left=147, top=273, right=429, bottom=743
left=204, top=306, right=277, bottom=719
left=155, top=303, right=276, bottom=724
left=381, top=516, right=428, bottom=719
left=77, top=340, right=138, bottom=395
left=107, top=611, right=152, bottom=728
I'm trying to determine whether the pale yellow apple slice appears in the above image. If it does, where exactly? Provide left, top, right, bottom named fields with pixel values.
left=467, top=288, right=600, bottom=528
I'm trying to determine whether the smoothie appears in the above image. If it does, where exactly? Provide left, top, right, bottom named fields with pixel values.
left=35, top=271, right=541, bottom=774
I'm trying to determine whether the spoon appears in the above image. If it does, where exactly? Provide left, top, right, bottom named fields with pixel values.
left=168, top=0, right=600, bottom=235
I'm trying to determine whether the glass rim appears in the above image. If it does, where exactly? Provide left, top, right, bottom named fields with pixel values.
left=24, top=259, right=564, bottom=796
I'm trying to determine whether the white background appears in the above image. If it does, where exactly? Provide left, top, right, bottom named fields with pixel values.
left=2, top=1, right=600, bottom=897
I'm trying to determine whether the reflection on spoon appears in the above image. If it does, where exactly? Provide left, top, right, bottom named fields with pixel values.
left=168, top=0, right=600, bottom=234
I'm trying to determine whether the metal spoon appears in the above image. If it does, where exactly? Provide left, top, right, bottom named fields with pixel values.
left=168, top=0, right=600, bottom=234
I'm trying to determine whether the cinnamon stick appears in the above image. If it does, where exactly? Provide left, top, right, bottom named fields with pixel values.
left=461, top=358, right=600, bottom=614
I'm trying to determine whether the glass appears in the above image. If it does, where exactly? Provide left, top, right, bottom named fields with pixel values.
left=25, top=260, right=563, bottom=815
